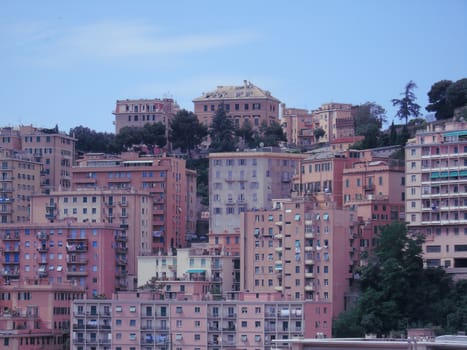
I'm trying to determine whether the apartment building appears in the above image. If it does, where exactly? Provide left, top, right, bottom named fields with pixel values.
left=71, top=291, right=332, bottom=350
left=30, top=189, right=152, bottom=287
left=0, top=280, right=85, bottom=350
left=193, top=81, right=280, bottom=130
left=312, top=103, right=354, bottom=143
left=294, top=149, right=354, bottom=209
left=138, top=243, right=236, bottom=298
left=240, top=195, right=354, bottom=318
left=71, top=152, right=197, bottom=254
left=405, top=120, right=467, bottom=279
left=280, top=105, right=314, bottom=148
left=0, top=125, right=75, bottom=193
left=0, top=148, right=41, bottom=223
left=208, top=150, right=306, bottom=255
left=0, top=222, right=128, bottom=298
left=113, top=98, right=179, bottom=137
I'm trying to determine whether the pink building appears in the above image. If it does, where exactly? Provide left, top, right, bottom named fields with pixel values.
left=71, top=290, right=332, bottom=350
left=280, top=105, right=314, bottom=148
left=71, top=152, right=197, bottom=254
left=193, top=81, right=280, bottom=132
left=30, top=189, right=152, bottom=288
left=112, top=98, right=179, bottom=148
left=312, top=103, right=354, bottom=143
left=240, top=195, right=354, bottom=319
left=0, top=280, right=84, bottom=350
left=0, top=221, right=128, bottom=298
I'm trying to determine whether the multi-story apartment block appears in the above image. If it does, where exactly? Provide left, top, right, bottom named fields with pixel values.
left=240, top=195, right=354, bottom=318
left=0, top=125, right=76, bottom=193
left=71, top=152, right=197, bottom=254
left=193, top=81, right=281, bottom=131
left=209, top=150, right=306, bottom=255
left=0, top=222, right=128, bottom=297
left=138, top=243, right=235, bottom=298
left=280, top=105, right=314, bottom=148
left=0, top=148, right=41, bottom=223
left=294, top=149, right=355, bottom=209
left=405, top=120, right=467, bottom=279
left=0, top=280, right=85, bottom=350
left=112, top=98, right=179, bottom=143
left=312, top=103, right=354, bottom=143
left=30, top=189, right=152, bottom=287
left=71, top=291, right=332, bottom=350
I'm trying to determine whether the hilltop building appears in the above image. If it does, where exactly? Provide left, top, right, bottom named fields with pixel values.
left=193, top=81, right=281, bottom=132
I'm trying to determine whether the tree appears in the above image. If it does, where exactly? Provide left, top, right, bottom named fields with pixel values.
left=255, top=120, right=287, bottom=147
left=313, top=127, right=325, bottom=142
left=353, top=102, right=386, bottom=136
left=392, top=80, right=421, bottom=125
left=235, top=119, right=255, bottom=149
left=209, top=105, right=236, bottom=153
left=115, top=126, right=144, bottom=151
left=426, top=80, right=454, bottom=120
left=141, top=122, right=166, bottom=153
left=70, top=126, right=117, bottom=154
left=169, top=110, right=207, bottom=158
left=446, top=78, right=467, bottom=111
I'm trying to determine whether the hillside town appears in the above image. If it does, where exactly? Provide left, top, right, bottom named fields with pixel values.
left=0, top=79, right=467, bottom=350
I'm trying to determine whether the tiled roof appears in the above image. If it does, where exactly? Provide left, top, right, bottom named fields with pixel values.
left=193, top=81, right=280, bottom=102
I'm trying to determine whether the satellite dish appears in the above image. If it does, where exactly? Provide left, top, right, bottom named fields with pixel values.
left=259, top=142, right=264, bottom=147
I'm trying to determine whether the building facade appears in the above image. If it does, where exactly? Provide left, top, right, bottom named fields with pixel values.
left=405, top=121, right=467, bottom=279
left=113, top=98, right=179, bottom=139
left=71, top=291, right=332, bottom=350
left=71, top=152, right=197, bottom=254
left=0, top=222, right=128, bottom=298
left=193, top=81, right=280, bottom=131
left=0, top=148, right=41, bottom=223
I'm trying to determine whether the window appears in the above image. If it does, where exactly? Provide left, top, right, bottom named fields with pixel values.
left=130, top=320, right=136, bottom=326
left=241, top=321, right=248, bottom=327
left=129, top=306, right=136, bottom=312
left=194, top=306, right=200, bottom=313
left=194, top=334, right=201, bottom=341
left=129, top=333, right=136, bottom=340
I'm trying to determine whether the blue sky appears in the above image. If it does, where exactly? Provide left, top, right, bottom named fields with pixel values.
left=1, top=0, right=466, bottom=133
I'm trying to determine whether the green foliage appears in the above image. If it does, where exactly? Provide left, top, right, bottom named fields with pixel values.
left=426, top=80, right=454, bottom=119
left=333, top=222, right=467, bottom=337
left=70, top=125, right=117, bottom=154
left=313, top=127, right=325, bottom=142
left=257, top=120, right=287, bottom=147
left=353, top=102, right=386, bottom=136
left=169, top=110, right=208, bottom=158
left=391, top=80, right=421, bottom=125
left=115, top=123, right=166, bottom=153
left=186, top=158, right=209, bottom=206
left=446, top=78, right=467, bottom=111
left=209, top=105, right=236, bottom=153
left=235, top=119, right=256, bottom=149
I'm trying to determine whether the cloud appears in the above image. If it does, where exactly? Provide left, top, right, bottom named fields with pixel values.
left=4, top=19, right=259, bottom=67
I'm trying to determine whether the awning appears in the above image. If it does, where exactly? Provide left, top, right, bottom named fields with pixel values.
left=440, top=171, right=449, bottom=178
left=187, top=269, right=206, bottom=273
left=460, top=170, right=467, bottom=177
left=449, top=171, right=459, bottom=177
left=431, top=172, right=440, bottom=179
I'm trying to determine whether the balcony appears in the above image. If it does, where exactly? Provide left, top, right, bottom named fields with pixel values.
left=37, top=245, right=48, bottom=253
left=305, top=232, right=314, bottom=239
left=305, top=246, right=314, bottom=252
left=305, top=284, right=314, bottom=291
left=305, top=258, right=314, bottom=265
left=274, top=285, right=283, bottom=292
left=3, top=270, right=19, bottom=278
left=305, top=272, right=314, bottom=278
left=67, top=257, right=88, bottom=264
left=2, top=233, right=19, bottom=240
left=67, top=270, right=88, bottom=277
left=37, top=232, right=49, bottom=240
left=66, top=243, right=88, bottom=253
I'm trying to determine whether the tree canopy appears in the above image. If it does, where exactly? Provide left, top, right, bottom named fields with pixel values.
left=208, top=105, right=236, bottom=153
left=70, top=126, right=117, bottom=154
left=115, top=122, right=166, bottom=153
left=426, top=80, right=454, bottom=120
left=333, top=222, right=467, bottom=337
left=169, top=109, right=207, bottom=158
left=392, top=80, right=421, bottom=125
left=258, top=120, right=287, bottom=147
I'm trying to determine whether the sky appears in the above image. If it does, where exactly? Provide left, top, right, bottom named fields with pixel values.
left=1, top=0, right=466, bottom=133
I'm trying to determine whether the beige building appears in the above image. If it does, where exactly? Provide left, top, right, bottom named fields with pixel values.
left=312, top=103, right=354, bottom=143
left=405, top=120, right=467, bottom=279
left=0, top=148, right=41, bottom=223
left=193, top=81, right=280, bottom=130
left=280, top=105, right=314, bottom=148
left=0, top=125, right=75, bottom=193
left=208, top=150, right=306, bottom=247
